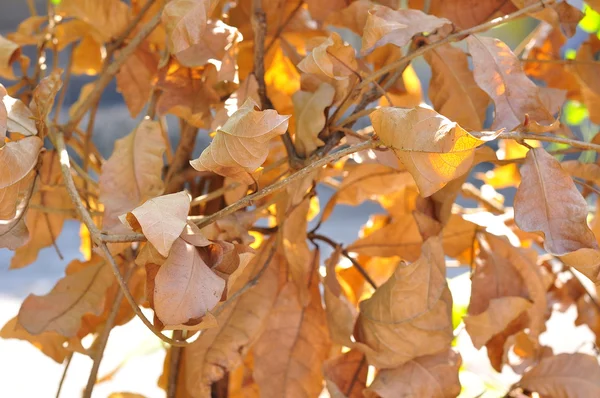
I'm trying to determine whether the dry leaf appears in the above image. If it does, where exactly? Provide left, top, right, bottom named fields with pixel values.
left=323, top=350, right=368, bottom=398
left=29, top=69, right=62, bottom=134
left=371, top=106, right=485, bottom=196
left=190, top=98, right=290, bottom=184
left=253, top=279, right=331, bottom=398
left=292, top=82, right=335, bottom=156
left=71, top=35, right=103, bottom=75
left=184, top=240, right=280, bottom=396
left=122, top=191, right=191, bottom=257
left=326, top=0, right=374, bottom=36
left=514, top=147, right=598, bottom=256
left=424, top=44, right=490, bottom=130
left=414, top=0, right=517, bottom=29
left=56, top=0, right=131, bottom=43
left=464, top=296, right=532, bottom=349
left=18, top=256, right=113, bottom=337
left=0, top=316, right=69, bottom=363
left=153, top=237, right=226, bottom=328
left=163, top=0, right=210, bottom=64
left=361, top=6, right=452, bottom=55
left=0, top=84, right=36, bottom=136
left=520, top=353, right=600, bottom=397
left=116, top=45, right=159, bottom=118
left=354, top=237, right=453, bottom=368
left=99, top=119, right=166, bottom=231
left=561, top=249, right=600, bottom=285
left=0, top=35, right=20, bottom=79
left=363, top=350, right=461, bottom=398
left=467, top=35, right=558, bottom=130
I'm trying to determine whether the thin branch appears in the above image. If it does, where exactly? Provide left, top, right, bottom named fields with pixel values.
left=107, top=0, right=156, bottom=56
left=164, top=122, right=199, bottom=193
left=358, top=0, right=557, bottom=88
left=520, top=57, right=600, bottom=65
left=83, top=263, right=136, bottom=398
left=473, top=131, right=600, bottom=153
left=309, top=233, right=378, bottom=289
left=63, top=9, right=162, bottom=133
left=53, top=43, right=75, bottom=122
left=55, top=352, right=72, bottom=398
left=265, top=0, right=304, bottom=53
left=54, top=132, right=191, bottom=347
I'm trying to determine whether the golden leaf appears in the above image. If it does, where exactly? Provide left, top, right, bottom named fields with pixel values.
left=292, top=82, right=335, bottom=156
left=323, top=350, right=368, bottom=398
left=116, top=45, right=159, bottom=118
left=0, top=316, right=69, bottom=363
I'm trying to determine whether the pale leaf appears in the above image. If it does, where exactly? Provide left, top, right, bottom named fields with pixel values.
left=116, top=45, right=158, bottom=118
left=298, top=32, right=358, bottom=82
left=361, top=6, right=452, bottom=55
left=415, top=0, right=517, bottom=29
left=153, top=238, right=226, bottom=327
left=520, top=353, right=600, bottom=397
left=326, top=0, right=374, bottom=36
left=99, top=119, right=166, bottom=231
left=370, top=106, right=485, bottom=197
left=0, top=316, right=69, bottom=363
left=123, top=191, right=191, bottom=257
left=292, top=82, right=335, bottom=156
left=18, top=256, right=113, bottom=337
left=354, top=237, right=453, bottom=368
left=30, top=69, right=63, bottom=130
left=0, top=84, right=36, bottom=136
left=363, top=350, right=461, bottom=398
left=424, top=44, right=490, bottom=130
left=253, top=280, right=331, bottom=398
left=163, top=0, right=210, bottom=63
left=514, top=147, right=598, bottom=255
left=467, top=35, right=557, bottom=130
left=464, top=296, right=532, bottom=349
left=190, top=99, right=290, bottom=184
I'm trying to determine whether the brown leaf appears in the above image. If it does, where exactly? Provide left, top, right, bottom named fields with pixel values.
left=123, top=191, right=190, bottom=257
left=0, top=136, right=42, bottom=220
left=156, top=65, right=221, bottom=128
left=561, top=248, right=600, bottom=285
left=323, top=350, right=368, bottom=398
left=212, top=242, right=255, bottom=298
left=116, top=45, right=159, bottom=118
left=464, top=296, right=532, bottom=349
left=326, top=0, right=374, bottom=36
left=292, top=82, right=335, bottom=156
left=520, top=353, right=600, bottom=397
left=18, top=255, right=113, bottom=337
left=184, top=239, right=280, bottom=396
left=99, top=119, right=166, bottom=231
left=467, top=35, right=558, bottom=130
left=514, top=147, right=598, bottom=255
left=512, top=0, right=583, bottom=38
left=305, top=0, right=348, bottom=22
left=561, top=160, right=600, bottom=185
left=0, top=84, right=36, bottom=136
left=56, top=0, right=131, bottom=43
left=11, top=151, right=72, bottom=268
left=363, top=350, right=461, bottom=398
left=68, top=82, right=95, bottom=120
left=570, top=40, right=600, bottom=97
left=0, top=217, right=29, bottom=250
left=162, top=0, right=209, bottom=65
left=361, top=6, right=452, bottom=55
left=253, top=279, right=331, bottom=398
left=30, top=69, right=62, bottom=134
left=153, top=237, right=226, bottom=328
left=71, top=35, right=103, bottom=75
left=354, top=237, right=453, bottom=368
left=0, top=316, right=69, bottom=363
left=324, top=248, right=358, bottom=346
left=190, top=98, right=290, bottom=184
left=0, top=35, right=20, bottom=79
left=413, top=0, right=517, bottom=29
left=371, top=106, right=485, bottom=196
left=424, top=44, right=490, bottom=130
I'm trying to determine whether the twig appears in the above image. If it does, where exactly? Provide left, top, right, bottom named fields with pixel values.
left=358, top=0, right=557, bottom=89
left=63, top=9, right=162, bottom=133
left=309, top=233, right=378, bottom=289
left=53, top=43, right=74, bottom=122
left=55, top=352, right=72, bottom=398
left=83, top=263, right=136, bottom=398
left=265, top=0, right=304, bottom=53
left=473, top=131, right=600, bottom=153
left=107, top=0, right=156, bottom=56
left=165, top=122, right=199, bottom=193
left=54, top=132, right=191, bottom=347
left=461, top=182, right=505, bottom=214
left=520, top=58, right=600, bottom=65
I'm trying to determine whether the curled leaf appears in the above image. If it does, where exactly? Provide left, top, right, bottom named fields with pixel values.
left=292, top=82, right=335, bottom=156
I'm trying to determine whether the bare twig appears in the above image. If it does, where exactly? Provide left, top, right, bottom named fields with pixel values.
left=165, top=122, right=199, bottom=193
left=55, top=352, right=72, bottom=398
left=83, top=263, right=136, bottom=398
left=107, top=0, right=156, bottom=56
left=472, top=131, right=600, bottom=153
left=309, top=233, right=378, bottom=289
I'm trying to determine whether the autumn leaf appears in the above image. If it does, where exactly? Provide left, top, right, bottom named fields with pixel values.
left=292, top=82, right=335, bottom=156
left=122, top=191, right=191, bottom=257
left=162, top=0, right=210, bottom=65
left=0, top=83, right=36, bottom=136
left=116, top=45, right=159, bottom=118
left=514, top=147, right=598, bottom=255
left=354, top=237, right=453, bottom=368
left=18, top=255, right=114, bottom=337
left=371, top=106, right=486, bottom=197
left=467, top=35, right=560, bottom=130
left=29, top=69, right=62, bottom=134
left=71, top=35, right=103, bottom=75
left=326, top=0, right=373, bottom=36
left=153, top=237, right=226, bottom=328
left=0, top=35, right=20, bottom=79
left=0, top=316, right=69, bottom=363
left=190, top=98, right=290, bottom=184
left=99, top=119, right=166, bottom=231
left=253, top=279, right=331, bottom=398
left=363, top=350, right=461, bottom=398
left=519, top=353, right=600, bottom=397
left=464, top=296, right=532, bottom=349
left=56, top=0, right=131, bottom=43
left=416, top=0, right=517, bottom=29
left=184, top=239, right=280, bottom=396
left=361, top=6, right=452, bottom=55
left=424, top=44, right=490, bottom=130
left=0, top=136, right=42, bottom=220
left=323, top=350, right=368, bottom=398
